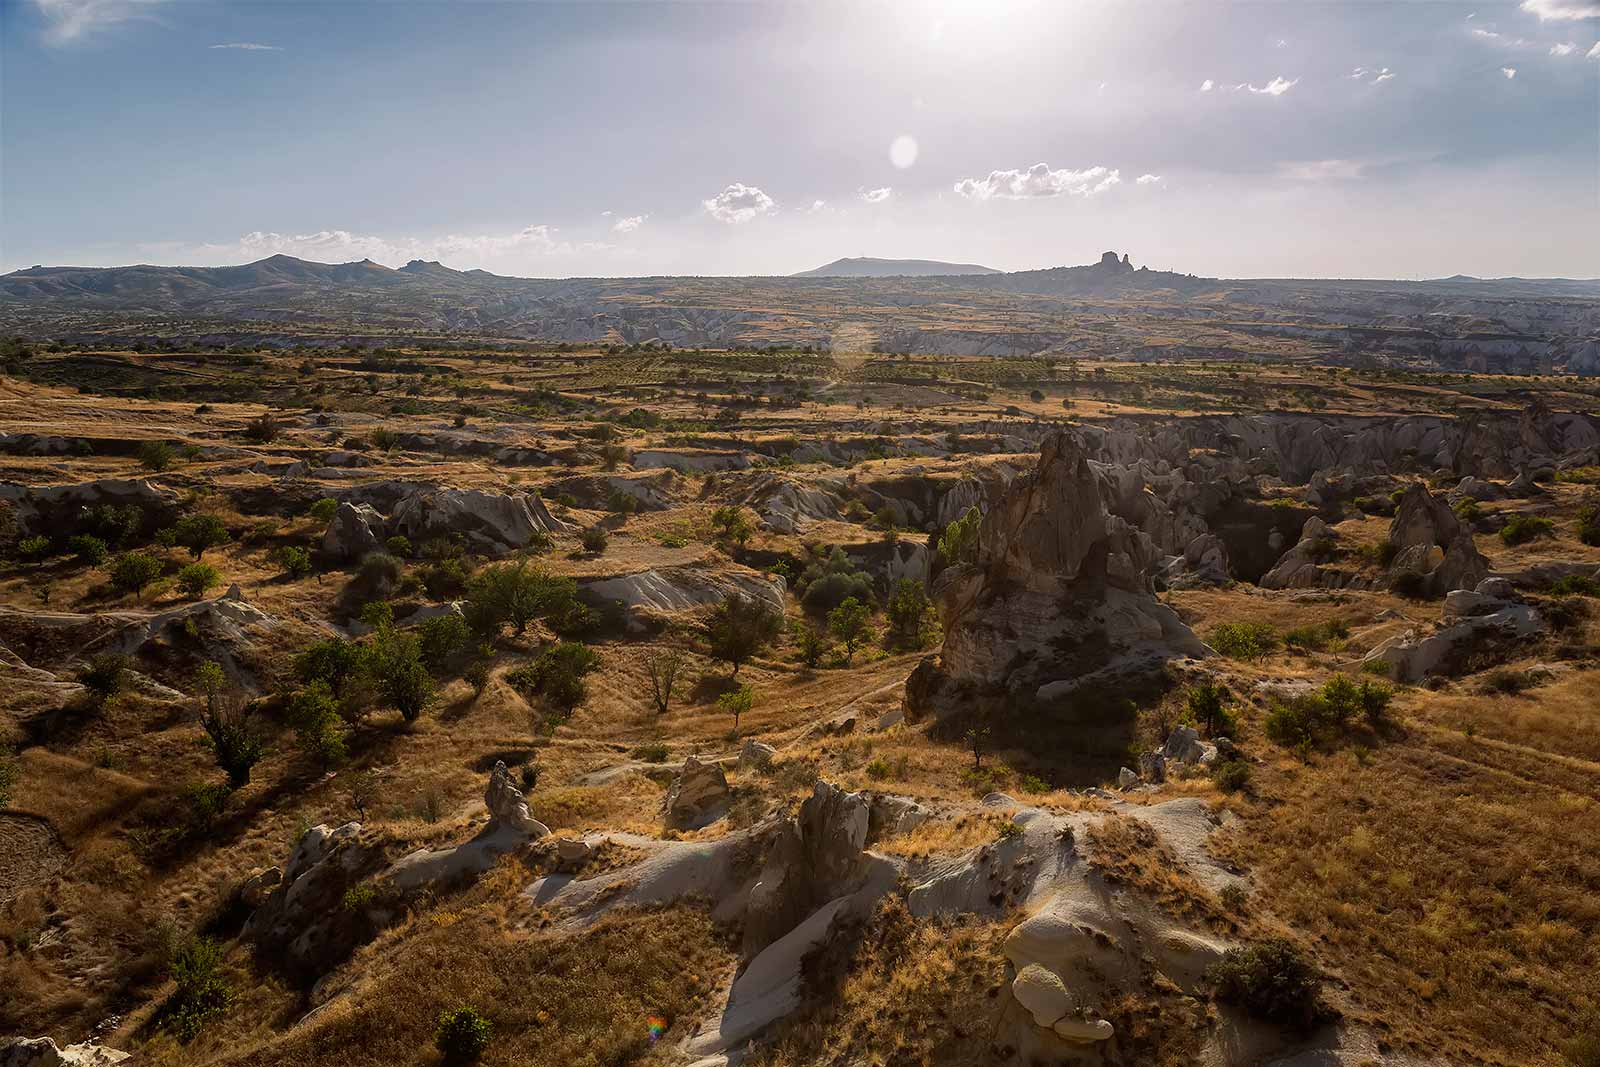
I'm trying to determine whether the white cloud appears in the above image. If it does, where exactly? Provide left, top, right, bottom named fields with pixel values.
left=859, top=186, right=893, bottom=203
left=1243, top=75, right=1298, bottom=95
left=1521, top=0, right=1600, bottom=20
left=1136, top=173, right=1162, bottom=185
left=1350, top=66, right=1395, bottom=83
left=1502, top=65, right=1518, bottom=77
left=1472, top=26, right=1502, bottom=39
left=611, top=214, right=647, bottom=233
left=33, top=0, right=167, bottom=45
left=1200, top=78, right=1215, bottom=91
left=808, top=199, right=827, bottom=212
left=209, top=42, right=281, bottom=51
left=1589, top=41, right=1600, bottom=57
left=702, top=182, right=776, bottom=224
left=1550, top=41, right=1578, bottom=53
left=953, top=163, right=1121, bottom=200
left=1280, top=159, right=1367, bottom=181
left=232, top=223, right=603, bottom=267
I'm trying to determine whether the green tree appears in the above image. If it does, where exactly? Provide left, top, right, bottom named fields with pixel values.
left=464, top=559, right=578, bottom=637
left=1185, top=683, right=1236, bottom=738
left=706, top=593, right=782, bottom=676
left=717, top=682, right=754, bottom=731
left=828, top=596, right=872, bottom=664
left=138, top=439, right=175, bottom=472
left=272, top=545, right=312, bottom=578
left=886, top=578, right=934, bottom=648
left=109, top=551, right=165, bottom=600
left=369, top=624, right=434, bottom=723
left=177, top=562, right=221, bottom=599
left=81, top=652, right=133, bottom=702
left=791, top=619, right=830, bottom=668
left=285, top=680, right=347, bottom=767
left=938, top=506, right=981, bottom=566
left=68, top=534, right=109, bottom=566
left=171, top=514, right=230, bottom=559
left=506, top=641, right=600, bottom=713
left=711, top=505, right=755, bottom=547
left=308, top=497, right=339, bottom=523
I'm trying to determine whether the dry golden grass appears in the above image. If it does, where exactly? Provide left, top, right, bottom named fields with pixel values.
left=1087, top=813, right=1230, bottom=930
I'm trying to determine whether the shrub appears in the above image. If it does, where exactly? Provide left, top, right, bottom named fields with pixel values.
left=243, top=413, right=279, bottom=443
left=706, top=593, right=783, bottom=675
left=163, top=933, right=231, bottom=1042
left=69, top=533, right=109, bottom=566
left=710, top=504, right=755, bottom=547
left=1579, top=505, right=1600, bottom=548
left=598, top=442, right=630, bottom=471
left=273, top=544, right=313, bottom=578
left=177, top=561, right=221, bottom=599
left=1550, top=574, right=1600, bottom=597
left=17, top=534, right=52, bottom=561
left=1207, top=938, right=1326, bottom=1030
left=463, top=559, right=579, bottom=637
left=1185, top=682, right=1236, bottom=738
left=1500, top=514, right=1556, bottom=546
left=1282, top=619, right=1349, bottom=653
left=797, top=547, right=873, bottom=615
left=938, top=506, right=981, bottom=565
left=384, top=535, right=412, bottom=558
left=196, top=663, right=266, bottom=788
left=170, top=514, right=230, bottom=559
left=462, top=656, right=492, bottom=698
left=295, top=637, right=368, bottom=698
left=138, top=439, right=175, bottom=472
left=630, top=743, right=669, bottom=763
left=828, top=596, right=873, bottom=663
left=368, top=625, right=434, bottom=723
left=581, top=525, right=609, bottom=554
left=308, top=497, right=339, bottom=523
left=886, top=578, right=934, bottom=648
left=644, top=648, right=684, bottom=714
left=507, top=641, right=601, bottom=712
left=1209, top=622, right=1278, bottom=660
left=285, top=681, right=347, bottom=766
left=419, top=612, right=471, bottom=668
left=792, top=620, right=830, bottom=668
left=435, top=1006, right=493, bottom=1064
left=81, top=652, right=133, bottom=701
left=356, top=551, right=403, bottom=595
left=1213, top=759, right=1252, bottom=793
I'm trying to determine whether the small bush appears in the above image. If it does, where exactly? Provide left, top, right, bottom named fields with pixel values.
left=1578, top=505, right=1600, bottom=548
left=435, top=1006, right=493, bottom=1064
left=273, top=544, right=313, bottom=578
left=357, top=551, right=403, bottom=594
left=138, top=439, right=175, bottom=472
left=163, top=933, right=231, bottom=1042
left=1209, top=622, right=1278, bottom=660
left=308, top=497, right=339, bottom=523
left=1207, top=938, right=1326, bottom=1030
left=507, top=641, right=601, bottom=712
left=710, top=505, right=754, bottom=546
left=1213, top=759, right=1252, bottom=793
left=243, top=413, right=279, bottom=444
left=828, top=596, right=873, bottom=664
left=81, top=652, right=133, bottom=702
left=170, top=514, right=230, bottom=559
left=419, top=612, right=471, bottom=668
left=886, top=578, right=935, bottom=648
left=286, top=681, right=347, bottom=766
left=580, top=525, right=609, bottom=554
left=68, top=533, right=109, bottom=566
left=177, top=562, right=221, bottom=599
left=1550, top=574, right=1600, bottom=597
left=16, top=534, right=52, bottom=561
left=630, top=743, right=669, bottom=763
left=384, top=535, right=412, bottom=558
left=1500, top=514, right=1556, bottom=547
left=938, top=506, right=981, bottom=565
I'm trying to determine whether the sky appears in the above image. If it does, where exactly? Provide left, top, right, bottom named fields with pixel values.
left=1, top=0, right=1597, bottom=280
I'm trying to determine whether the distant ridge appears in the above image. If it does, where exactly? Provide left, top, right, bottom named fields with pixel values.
left=793, top=256, right=1001, bottom=278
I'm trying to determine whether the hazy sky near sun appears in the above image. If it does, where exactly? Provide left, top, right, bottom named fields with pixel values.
left=2, top=0, right=1597, bottom=279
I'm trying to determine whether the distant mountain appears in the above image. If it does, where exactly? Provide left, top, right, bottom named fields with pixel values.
left=793, top=257, right=1000, bottom=278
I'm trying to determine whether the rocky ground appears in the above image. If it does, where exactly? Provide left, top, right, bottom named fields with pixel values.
left=1, top=346, right=1598, bottom=1067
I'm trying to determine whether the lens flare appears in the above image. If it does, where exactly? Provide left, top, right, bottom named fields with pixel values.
left=646, top=1014, right=669, bottom=1042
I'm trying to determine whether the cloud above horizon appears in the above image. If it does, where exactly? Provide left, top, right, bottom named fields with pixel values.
left=32, top=0, right=167, bottom=45
left=229, top=224, right=604, bottom=268
left=859, top=186, right=892, bottom=203
left=610, top=214, right=646, bottom=233
left=210, top=42, right=281, bottom=51
left=1520, top=0, right=1600, bottom=19
left=702, top=183, right=776, bottom=224
left=953, top=163, right=1121, bottom=200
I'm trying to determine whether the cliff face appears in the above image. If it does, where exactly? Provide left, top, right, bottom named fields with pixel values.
left=906, top=431, right=1208, bottom=718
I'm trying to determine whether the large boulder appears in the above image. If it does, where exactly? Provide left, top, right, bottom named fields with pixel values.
left=484, top=760, right=549, bottom=836
left=320, top=501, right=383, bottom=561
left=743, top=780, right=871, bottom=955
left=1387, top=484, right=1489, bottom=597
left=0, top=1038, right=129, bottom=1066
left=1363, top=577, right=1544, bottom=681
left=905, top=430, right=1207, bottom=718
left=0, top=478, right=178, bottom=537
left=663, top=755, right=732, bottom=831
left=384, top=761, right=548, bottom=891
left=243, top=821, right=392, bottom=978
left=389, top=488, right=572, bottom=555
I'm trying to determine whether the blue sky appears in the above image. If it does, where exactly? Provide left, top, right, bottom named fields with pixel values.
left=2, top=0, right=1596, bottom=278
